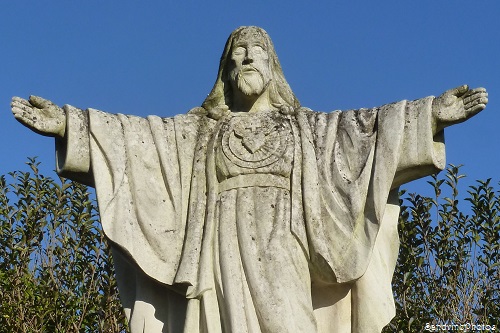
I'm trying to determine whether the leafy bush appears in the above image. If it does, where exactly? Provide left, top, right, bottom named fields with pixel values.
left=0, top=158, right=126, bottom=333
left=386, top=165, right=500, bottom=332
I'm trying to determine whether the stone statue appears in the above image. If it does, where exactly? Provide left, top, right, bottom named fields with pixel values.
left=11, top=26, right=488, bottom=333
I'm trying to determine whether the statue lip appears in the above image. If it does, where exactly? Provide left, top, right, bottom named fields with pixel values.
left=242, top=66, right=257, bottom=73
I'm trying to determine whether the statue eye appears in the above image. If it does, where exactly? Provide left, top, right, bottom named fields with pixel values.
left=232, top=47, right=246, bottom=57
left=251, top=46, right=264, bottom=54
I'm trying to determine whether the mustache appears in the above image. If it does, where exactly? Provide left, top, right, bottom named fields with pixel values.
left=229, top=65, right=263, bottom=83
left=237, top=68, right=264, bottom=86
left=240, top=65, right=258, bottom=73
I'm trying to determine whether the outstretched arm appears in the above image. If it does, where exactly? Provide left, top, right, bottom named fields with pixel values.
left=432, top=85, right=488, bottom=133
left=11, top=96, right=66, bottom=138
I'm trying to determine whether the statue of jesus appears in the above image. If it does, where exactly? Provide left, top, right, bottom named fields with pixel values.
left=11, top=26, right=488, bottom=333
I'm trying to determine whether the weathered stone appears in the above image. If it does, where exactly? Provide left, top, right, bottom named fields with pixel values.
left=11, top=26, right=488, bottom=333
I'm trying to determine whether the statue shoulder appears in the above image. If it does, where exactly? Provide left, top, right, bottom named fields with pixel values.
left=150, top=111, right=218, bottom=139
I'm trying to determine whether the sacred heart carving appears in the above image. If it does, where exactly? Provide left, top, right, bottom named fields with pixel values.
left=233, top=119, right=270, bottom=154
left=222, top=113, right=290, bottom=169
left=241, top=132, right=267, bottom=153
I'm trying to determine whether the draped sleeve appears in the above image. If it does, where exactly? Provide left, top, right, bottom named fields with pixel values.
left=296, top=96, right=445, bottom=284
left=56, top=106, right=208, bottom=286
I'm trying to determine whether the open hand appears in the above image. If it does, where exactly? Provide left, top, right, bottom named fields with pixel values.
left=11, top=96, right=66, bottom=138
left=432, top=85, right=488, bottom=133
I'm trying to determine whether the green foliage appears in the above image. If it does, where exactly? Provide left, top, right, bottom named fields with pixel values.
left=385, top=165, right=500, bottom=332
left=0, top=158, right=127, bottom=332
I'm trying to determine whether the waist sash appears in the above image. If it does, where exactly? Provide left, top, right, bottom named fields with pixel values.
left=218, top=174, right=290, bottom=193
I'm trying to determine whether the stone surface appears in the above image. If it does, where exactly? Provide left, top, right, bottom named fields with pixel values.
left=11, top=26, right=488, bottom=333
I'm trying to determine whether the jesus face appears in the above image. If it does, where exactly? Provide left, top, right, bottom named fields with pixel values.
left=229, top=38, right=272, bottom=97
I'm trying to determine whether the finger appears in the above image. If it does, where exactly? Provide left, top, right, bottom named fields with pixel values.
left=12, top=105, right=35, bottom=119
left=11, top=106, right=25, bottom=117
left=464, top=97, right=488, bottom=114
left=465, top=104, right=487, bottom=118
left=12, top=106, right=36, bottom=125
left=465, top=96, right=489, bottom=106
left=11, top=96, right=32, bottom=108
left=470, top=87, right=487, bottom=94
left=11, top=100, right=28, bottom=110
left=464, top=92, right=488, bottom=105
left=12, top=111, right=34, bottom=124
left=11, top=103, right=35, bottom=115
left=464, top=95, right=488, bottom=106
left=11, top=96, right=29, bottom=104
left=463, top=87, right=487, bottom=99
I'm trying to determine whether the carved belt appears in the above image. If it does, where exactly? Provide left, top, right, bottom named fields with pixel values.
left=218, top=174, right=290, bottom=193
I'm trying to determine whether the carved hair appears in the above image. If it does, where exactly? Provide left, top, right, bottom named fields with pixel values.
left=200, top=26, right=300, bottom=117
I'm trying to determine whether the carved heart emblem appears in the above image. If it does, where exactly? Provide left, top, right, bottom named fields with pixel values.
left=241, top=132, right=266, bottom=153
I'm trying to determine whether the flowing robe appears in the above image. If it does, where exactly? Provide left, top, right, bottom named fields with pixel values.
left=56, top=98, right=445, bottom=333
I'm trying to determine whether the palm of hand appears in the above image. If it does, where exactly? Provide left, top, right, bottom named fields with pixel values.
left=11, top=96, right=66, bottom=138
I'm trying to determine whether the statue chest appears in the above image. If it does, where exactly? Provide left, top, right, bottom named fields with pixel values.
left=215, top=112, right=294, bottom=181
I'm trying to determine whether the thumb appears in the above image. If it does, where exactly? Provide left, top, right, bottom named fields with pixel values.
left=29, top=95, right=55, bottom=108
left=450, top=84, right=469, bottom=97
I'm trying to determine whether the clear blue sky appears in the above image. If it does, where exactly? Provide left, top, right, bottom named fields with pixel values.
left=1, top=1, right=498, bottom=196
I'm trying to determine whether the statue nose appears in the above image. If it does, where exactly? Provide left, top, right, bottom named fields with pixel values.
left=244, top=49, right=255, bottom=63
left=243, top=56, right=253, bottom=65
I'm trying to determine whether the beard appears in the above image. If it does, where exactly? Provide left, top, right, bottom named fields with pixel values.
left=230, top=66, right=269, bottom=96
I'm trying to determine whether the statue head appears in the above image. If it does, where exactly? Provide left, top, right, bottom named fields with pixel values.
left=201, top=26, right=300, bottom=115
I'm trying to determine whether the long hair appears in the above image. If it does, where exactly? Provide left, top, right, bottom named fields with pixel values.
left=199, top=26, right=300, bottom=116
